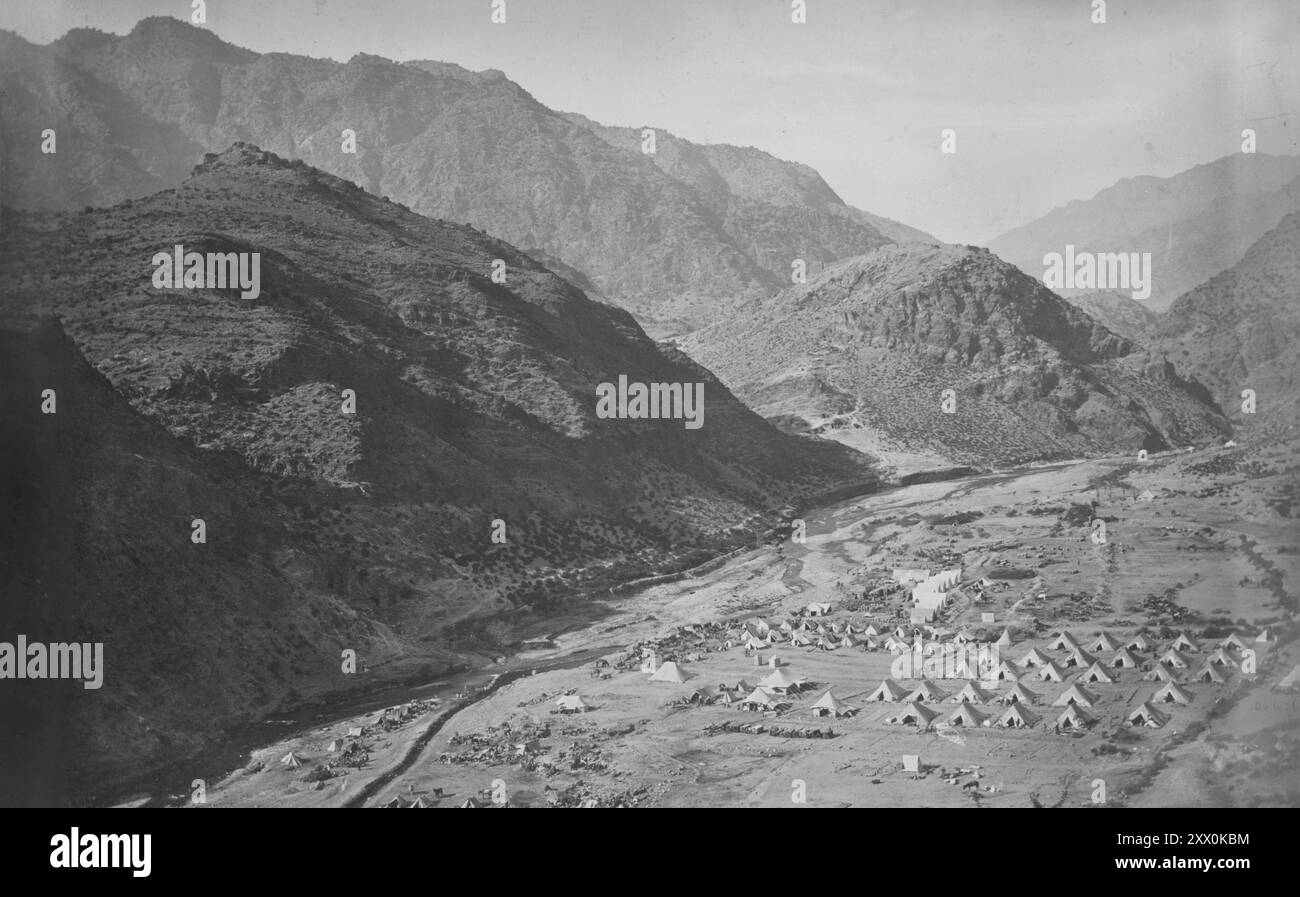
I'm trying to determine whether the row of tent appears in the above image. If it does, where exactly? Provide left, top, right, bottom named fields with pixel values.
left=868, top=676, right=1196, bottom=709
left=885, top=697, right=1174, bottom=730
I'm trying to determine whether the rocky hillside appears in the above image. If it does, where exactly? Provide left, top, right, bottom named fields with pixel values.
left=989, top=154, right=1300, bottom=311
left=0, top=144, right=878, bottom=802
left=1066, top=290, right=1158, bottom=343
left=682, top=243, right=1230, bottom=473
left=1149, top=210, right=1300, bottom=441
left=0, top=17, right=935, bottom=335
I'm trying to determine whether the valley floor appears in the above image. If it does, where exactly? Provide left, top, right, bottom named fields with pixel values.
left=176, top=442, right=1300, bottom=808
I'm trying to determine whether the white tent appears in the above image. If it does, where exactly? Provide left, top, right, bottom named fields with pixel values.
left=892, top=702, right=938, bottom=727
left=757, top=667, right=806, bottom=693
left=1126, top=634, right=1153, bottom=652
left=1127, top=702, right=1168, bottom=728
left=1143, top=661, right=1178, bottom=682
left=1056, top=704, right=1095, bottom=730
left=996, top=628, right=1015, bottom=648
left=1219, top=633, right=1249, bottom=652
left=1089, top=632, right=1121, bottom=653
left=948, top=701, right=989, bottom=727
left=650, top=661, right=691, bottom=684
left=1153, top=681, right=1194, bottom=705
left=987, top=660, right=1023, bottom=682
left=1052, top=683, right=1099, bottom=708
left=1048, top=632, right=1081, bottom=651
left=952, top=681, right=996, bottom=704
left=811, top=690, right=855, bottom=718
left=1080, top=662, right=1117, bottom=684
left=1193, top=663, right=1226, bottom=684
left=1161, top=648, right=1192, bottom=669
left=739, top=687, right=784, bottom=711
left=996, top=703, right=1040, bottom=728
left=904, top=680, right=949, bottom=703
left=1172, top=632, right=1200, bottom=653
left=1111, top=647, right=1141, bottom=669
left=555, top=694, right=590, bottom=713
left=1019, top=647, right=1052, bottom=668
left=867, top=679, right=908, bottom=702
left=998, top=682, right=1041, bottom=705
left=280, top=751, right=302, bottom=769
left=1037, top=660, right=1066, bottom=682
left=1279, top=666, right=1300, bottom=691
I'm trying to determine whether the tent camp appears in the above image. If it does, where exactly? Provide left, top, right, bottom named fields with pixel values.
left=1143, top=662, right=1178, bottom=682
left=904, top=679, right=950, bottom=703
left=1111, top=648, right=1141, bottom=669
left=1080, top=662, right=1117, bottom=684
left=1172, top=633, right=1200, bottom=653
left=948, top=701, right=989, bottom=727
left=998, top=682, right=1040, bottom=705
left=892, top=702, right=938, bottom=727
left=1153, top=681, right=1194, bottom=705
left=650, top=661, right=691, bottom=684
left=811, top=690, right=855, bottom=718
left=952, top=681, right=995, bottom=704
left=1052, top=683, right=1099, bottom=708
left=1036, top=661, right=1067, bottom=683
left=1127, top=702, right=1169, bottom=728
left=1019, top=648, right=1052, bottom=668
left=996, top=703, right=1040, bottom=728
left=1089, top=632, right=1121, bottom=654
left=1056, top=704, right=1095, bottom=730
left=1160, top=648, right=1192, bottom=669
left=280, top=752, right=302, bottom=769
left=1193, top=663, right=1226, bottom=684
left=867, top=679, right=908, bottom=702
left=757, top=668, right=807, bottom=694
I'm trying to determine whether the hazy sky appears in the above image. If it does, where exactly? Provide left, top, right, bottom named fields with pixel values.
left=3, top=0, right=1297, bottom=243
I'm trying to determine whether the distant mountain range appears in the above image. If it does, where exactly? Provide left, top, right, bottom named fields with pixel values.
left=681, top=243, right=1230, bottom=473
left=0, top=144, right=878, bottom=800
left=989, top=154, right=1300, bottom=312
left=1148, top=210, right=1300, bottom=441
left=0, top=17, right=938, bottom=337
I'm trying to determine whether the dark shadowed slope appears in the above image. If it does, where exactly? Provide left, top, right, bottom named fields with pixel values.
left=0, top=143, right=878, bottom=801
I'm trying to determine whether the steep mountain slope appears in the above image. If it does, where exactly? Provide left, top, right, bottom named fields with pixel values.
left=0, top=144, right=878, bottom=800
left=682, top=243, right=1229, bottom=472
left=0, top=17, right=934, bottom=335
left=1066, top=290, right=1158, bottom=343
left=1149, top=210, right=1300, bottom=441
left=989, top=154, right=1300, bottom=311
